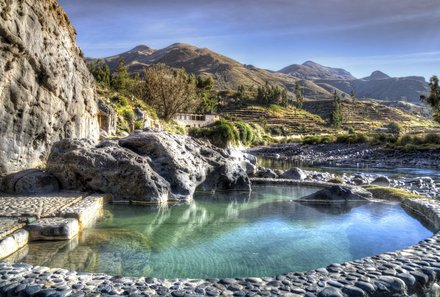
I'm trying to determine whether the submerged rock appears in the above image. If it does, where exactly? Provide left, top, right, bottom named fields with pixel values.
left=47, top=131, right=251, bottom=203
left=300, top=185, right=372, bottom=202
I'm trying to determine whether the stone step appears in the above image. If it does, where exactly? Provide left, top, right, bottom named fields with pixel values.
left=26, top=218, right=79, bottom=241
left=0, top=230, right=28, bottom=259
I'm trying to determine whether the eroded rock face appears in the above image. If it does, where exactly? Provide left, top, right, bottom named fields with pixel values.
left=0, top=169, right=60, bottom=194
left=47, top=131, right=251, bottom=202
left=0, top=0, right=99, bottom=174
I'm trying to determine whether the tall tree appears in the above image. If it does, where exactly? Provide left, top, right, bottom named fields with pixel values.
left=331, top=90, right=343, bottom=128
left=294, top=83, right=304, bottom=109
left=140, top=63, right=198, bottom=121
left=88, top=60, right=111, bottom=87
left=111, top=59, right=130, bottom=92
left=421, top=75, right=440, bottom=123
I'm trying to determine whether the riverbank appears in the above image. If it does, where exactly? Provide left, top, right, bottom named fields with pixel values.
left=247, top=143, right=440, bottom=169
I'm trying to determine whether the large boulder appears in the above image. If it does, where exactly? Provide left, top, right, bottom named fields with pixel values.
left=300, top=185, right=372, bottom=202
left=47, top=131, right=251, bottom=202
left=1, top=169, right=60, bottom=194
left=281, top=167, right=307, bottom=180
left=371, top=175, right=391, bottom=187
left=0, top=0, right=99, bottom=174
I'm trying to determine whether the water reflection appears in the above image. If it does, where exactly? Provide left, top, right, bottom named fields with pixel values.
left=7, top=185, right=432, bottom=278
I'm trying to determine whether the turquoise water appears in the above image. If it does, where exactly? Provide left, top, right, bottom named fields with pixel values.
left=12, top=185, right=432, bottom=278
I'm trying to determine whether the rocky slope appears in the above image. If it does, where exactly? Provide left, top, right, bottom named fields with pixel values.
left=90, top=43, right=333, bottom=99
left=0, top=0, right=99, bottom=174
left=47, top=131, right=254, bottom=203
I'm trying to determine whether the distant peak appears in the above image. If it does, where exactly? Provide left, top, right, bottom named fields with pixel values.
left=303, top=60, right=322, bottom=67
left=367, top=70, right=390, bottom=80
left=168, top=42, right=196, bottom=49
left=129, top=44, right=153, bottom=52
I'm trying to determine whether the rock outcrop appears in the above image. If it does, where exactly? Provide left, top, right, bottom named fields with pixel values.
left=300, top=185, right=372, bottom=202
left=47, top=131, right=252, bottom=203
left=0, top=169, right=60, bottom=194
left=0, top=0, right=99, bottom=174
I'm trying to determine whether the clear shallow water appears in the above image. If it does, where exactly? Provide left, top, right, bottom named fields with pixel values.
left=258, top=158, right=440, bottom=182
left=9, top=185, right=432, bottom=279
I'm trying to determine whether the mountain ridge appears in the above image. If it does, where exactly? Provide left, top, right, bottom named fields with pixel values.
left=90, top=43, right=429, bottom=102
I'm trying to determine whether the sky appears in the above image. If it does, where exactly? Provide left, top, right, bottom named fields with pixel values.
left=59, top=0, right=440, bottom=79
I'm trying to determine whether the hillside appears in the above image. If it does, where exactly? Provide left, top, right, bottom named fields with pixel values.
left=90, top=44, right=333, bottom=99
left=220, top=100, right=436, bottom=136
left=303, top=100, right=435, bottom=133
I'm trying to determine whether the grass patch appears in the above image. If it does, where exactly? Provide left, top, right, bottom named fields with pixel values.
left=363, top=185, right=427, bottom=201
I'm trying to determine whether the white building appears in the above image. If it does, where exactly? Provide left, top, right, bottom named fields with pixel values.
left=174, top=113, right=220, bottom=128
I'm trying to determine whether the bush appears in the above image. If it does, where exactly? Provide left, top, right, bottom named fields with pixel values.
left=336, top=133, right=369, bottom=144
left=110, top=95, right=129, bottom=107
left=190, top=119, right=262, bottom=147
left=302, top=135, right=336, bottom=145
left=425, top=133, right=440, bottom=144
left=387, top=122, right=402, bottom=135
left=328, top=177, right=344, bottom=184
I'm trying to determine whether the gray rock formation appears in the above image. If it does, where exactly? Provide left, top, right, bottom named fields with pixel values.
left=47, top=131, right=251, bottom=203
left=0, top=0, right=99, bottom=174
left=0, top=169, right=60, bottom=194
left=300, top=185, right=372, bottom=202
left=281, top=167, right=307, bottom=180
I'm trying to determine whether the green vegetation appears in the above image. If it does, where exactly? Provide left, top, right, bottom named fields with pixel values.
left=421, top=75, right=440, bottom=123
left=394, top=133, right=440, bottom=150
left=363, top=185, right=427, bottom=201
left=327, top=177, right=344, bottom=184
left=257, top=81, right=289, bottom=107
left=294, top=83, right=304, bottom=109
left=330, top=91, right=343, bottom=128
left=189, top=119, right=266, bottom=148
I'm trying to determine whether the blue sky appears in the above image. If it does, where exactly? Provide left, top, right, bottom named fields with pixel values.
left=59, top=0, right=440, bottom=79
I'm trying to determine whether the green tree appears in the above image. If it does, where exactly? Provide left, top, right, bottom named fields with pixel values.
left=331, top=90, right=343, bottom=128
left=294, top=83, right=304, bottom=109
left=421, top=75, right=440, bottom=123
left=139, top=63, right=198, bottom=121
left=111, top=59, right=130, bottom=92
left=350, top=90, right=356, bottom=101
left=88, top=60, right=111, bottom=87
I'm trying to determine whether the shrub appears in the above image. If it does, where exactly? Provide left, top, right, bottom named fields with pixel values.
left=111, top=95, right=129, bottom=107
left=425, top=133, right=440, bottom=144
left=387, top=122, right=403, bottom=135
left=328, top=177, right=344, bottom=184
left=336, top=133, right=369, bottom=144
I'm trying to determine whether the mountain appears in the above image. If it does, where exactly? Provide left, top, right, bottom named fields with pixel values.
left=90, top=44, right=333, bottom=99
left=280, top=61, right=429, bottom=103
left=279, top=61, right=356, bottom=80
left=363, top=70, right=390, bottom=80
left=314, top=71, right=428, bottom=103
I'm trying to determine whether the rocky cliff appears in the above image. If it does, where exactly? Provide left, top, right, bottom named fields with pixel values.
left=0, top=0, right=99, bottom=174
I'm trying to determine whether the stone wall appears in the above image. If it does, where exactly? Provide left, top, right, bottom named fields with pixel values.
left=0, top=0, right=99, bottom=174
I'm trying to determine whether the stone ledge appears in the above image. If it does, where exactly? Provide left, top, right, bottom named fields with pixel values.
left=26, top=218, right=80, bottom=241
left=0, top=218, right=25, bottom=240
left=0, top=230, right=28, bottom=259
left=58, top=194, right=106, bottom=228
